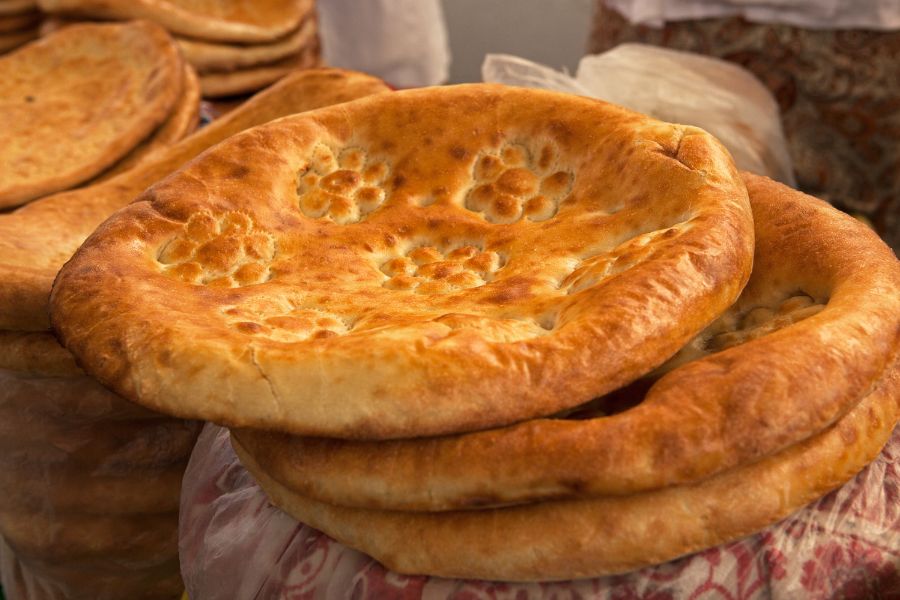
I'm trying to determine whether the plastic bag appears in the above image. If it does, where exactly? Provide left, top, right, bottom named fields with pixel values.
left=0, top=334, right=201, bottom=600
left=180, top=423, right=900, bottom=599
left=483, top=45, right=796, bottom=186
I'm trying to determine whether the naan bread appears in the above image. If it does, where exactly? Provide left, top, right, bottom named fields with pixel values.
left=0, top=21, right=182, bottom=208
left=198, top=41, right=320, bottom=97
left=234, top=365, right=898, bottom=581
left=0, top=0, right=35, bottom=16
left=92, top=62, right=201, bottom=182
left=0, top=26, right=35, bottom=52
left=231, top=174, right=900, bottom=509
left=0, top=10, right=39, bottom=33
left=179, top=14, right=316, bottom=73
left=0, top=69, right=390, bottom=331
left=51, top=85, right=753, bottom=439
left=37, top=0, right=311, bottom=43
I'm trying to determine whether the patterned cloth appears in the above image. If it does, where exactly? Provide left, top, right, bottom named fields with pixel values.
left=180, top=424, right=900, bottom=599
left=591, top=5, right=900, bottom=251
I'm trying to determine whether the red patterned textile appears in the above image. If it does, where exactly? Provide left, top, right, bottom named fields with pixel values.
left=591, top=5, right=900, bottom=251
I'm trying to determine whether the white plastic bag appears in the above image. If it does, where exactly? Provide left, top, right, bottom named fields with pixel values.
left=483, top=45, right=796, bottom=186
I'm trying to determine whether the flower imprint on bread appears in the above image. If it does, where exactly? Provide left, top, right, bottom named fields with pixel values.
left=157, top=211, right=275, bottom=287
left=380, top=243, right=506, bottom=293
left=466, top=142, right=574, bottom=224
left=221, top=297, right=351, bottom=342
left=706, top=294, right=826, bottom=351
left=296, top=144, right=390, bottom=224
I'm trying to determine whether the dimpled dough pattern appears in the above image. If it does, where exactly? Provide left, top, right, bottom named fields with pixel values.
left=50, top=85, right=754, bottom=439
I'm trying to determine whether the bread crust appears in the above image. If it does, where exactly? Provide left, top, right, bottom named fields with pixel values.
left=0, top=69, right=390, bottom=331
left=91, top=62, right=201, bottom=183
left=197, top=40, right=320, bottom=97
left=179, top=12, right=317, bottom=73
left=231, top=175, right=900, bottom=508
left=37, top=0, right=310, bottom=43
left=0, top=21, right=183, bottom=208
left=0, top=0, right=35, bottom=17
left=51, top=85, right=754, bottom=439
left=234, top=364, right=899, bottom=581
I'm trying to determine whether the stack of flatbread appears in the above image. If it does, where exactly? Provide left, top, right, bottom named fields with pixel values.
left=49, top=85, right=900, bottom=582
left=37, top=0, right=321, bottom=97
left=0, top=69, right=388, bottom=598
left=0, top=0, right=40, bottom=54
left=0, top=21, right=200, bottom=211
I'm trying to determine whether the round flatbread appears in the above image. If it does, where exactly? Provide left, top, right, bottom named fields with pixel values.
left=179, top=14, right=316, bottom=73
left=0, top=0, right=35, bottom=16
left=0, top=69, right=390, bottom=332
left=51, top=85, right=754, bottom=439
left=198, top=41, right=320, bottom=97
left=234, top=365, right=898, bottom=581
left=231, top=174, right=900, bottom=509
left=0, top=10, right=40, bottom=33
left=0, top=25, right=36, bottom=52
left=90, top=62, right=201, bottom=183
left=37, top=0, right=312, bottom=43
left=0, top=21, right=183, bottom=209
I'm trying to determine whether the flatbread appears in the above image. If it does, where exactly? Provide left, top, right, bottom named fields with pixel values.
left=179, top=14, right=316, bottom=73
left=231, top=174, right=900, bottom=509
left=37, top=0, right=312, bottom=43
left=0, top=68, right=390, bottom=331
left=198, top=40, right=320, bottom=97
left=0, top=25, right=35, bottom=52
left=0, top=0, right=35, bottom=16
left=0, top=21, right=183, bottom=208
left=0, top=536, right=184, bottom=600
left=0, top=10, right=39, bottom=32
left=91, top=62, right=201, bottom=182
left=234, top=365, right=899, bottom=581
left=51, top=85, right=754, bottom=439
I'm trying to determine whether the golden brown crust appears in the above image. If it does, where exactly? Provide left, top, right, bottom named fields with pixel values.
left=231, top=174, right=900, bottom=509
left=179, top=13, right=317, bottom=73
left=0, top=21, right=183, bottom=208
left=51, top=85, right=754, bottom=439
left=0, top=10, right=40, bottom=33
left=0, top=68, right=390, bottom=331
left=0, top=0, right=35, bottom=16
left=235, top=365, right=898, bottom=581
left=90, top=62, right=201, bottom=183
left=0, top=25, right=36, bottom=52
left=0, top=329, right=79, bottom=375
left=1, top=536, right=184, bottom=600
left=37, top=0, right=312, bottom=43
left=198, top=40, right=321, bottom=97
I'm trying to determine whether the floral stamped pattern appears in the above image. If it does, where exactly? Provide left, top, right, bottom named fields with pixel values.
left=297, top=145, right=390, bottom=224
left=465, top=142, right=574, bottom=224
left=157, top=211, right=275, bottom=288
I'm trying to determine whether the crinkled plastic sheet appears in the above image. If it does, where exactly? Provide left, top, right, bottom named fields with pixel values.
left=181, top=424, right=900, bottom=599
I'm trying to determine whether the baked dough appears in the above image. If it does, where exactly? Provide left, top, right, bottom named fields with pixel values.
left=0, top=0, right=35, bottom=16
left=198, top=41, right=320, bottom=97
left=179, top=14, right=317, bottom=73
left=0, top=25, right=36, bottom=52
left=51, top=85, right=754, bottom=439
left=0, top=10, right=39, bottom=33
left=0, top=68, right=390, bottom=331
left=0, top=21, right=183, bottom=208
left=231, top=174, right=900, bottom=509
left=37, top=0, right=311, bottom=43
left=91, top=62, right=201, bottom=182
left=234, top=363, right=897, bottom=581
